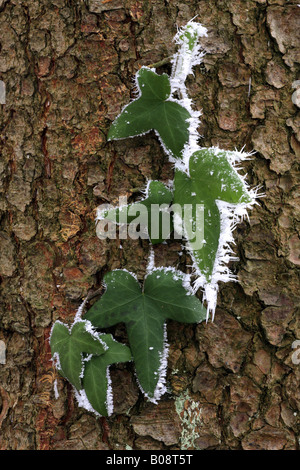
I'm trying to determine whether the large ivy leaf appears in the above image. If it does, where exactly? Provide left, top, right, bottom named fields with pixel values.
left=82, top=334, right=132, bottom=417
left=107, top=67, right=191, bottom=160
left=173, top=148, right=252, bottom=280
left=85, top=269, right=206, bottom=400
left=98, top=180, right=173, bottom=244
left=50, top=320, right=106, bottom=390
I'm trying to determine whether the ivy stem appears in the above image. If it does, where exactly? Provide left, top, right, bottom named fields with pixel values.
left=170, top=21, right=207, bottom=100
left=147, top=56, right=172, bottom=69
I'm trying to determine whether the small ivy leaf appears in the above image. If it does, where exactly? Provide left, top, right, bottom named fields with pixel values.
left=173, top=148, right=253, bottom=281
left=82, top=334, right=132, bottom=417
left=178, top=23, right=200, bottom=52
left=98, top=180, right=173, bottom=245
left=107, top=67, right=191, bottom=160
left=84, top=269, right=206, bottom=401
left=50, top=320, right=107, bottom=390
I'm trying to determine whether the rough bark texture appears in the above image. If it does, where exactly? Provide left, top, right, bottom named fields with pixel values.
left=0, top=0, right=299, bottom=451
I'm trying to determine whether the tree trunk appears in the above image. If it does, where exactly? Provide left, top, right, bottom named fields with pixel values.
left=0, top=0, right=299, bottom=451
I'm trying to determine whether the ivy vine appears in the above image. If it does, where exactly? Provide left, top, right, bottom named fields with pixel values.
left=50, top=21, right=257, bottom=417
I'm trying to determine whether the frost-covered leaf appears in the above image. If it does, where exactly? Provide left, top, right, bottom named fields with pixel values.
left=179, top=23, right=201, bottom=52
left=188, top=149, right=252, bottom=205
left=173, top=148, right=253, bottom=281
left=82, top=334, right=132, bottom=417
left=99, top=180, right=173, bottom=244
left=107, top=67, right=191, bottom=160
left=85, top=269, right=206, bottom=401
left=50, top=320, right=106, bottom=390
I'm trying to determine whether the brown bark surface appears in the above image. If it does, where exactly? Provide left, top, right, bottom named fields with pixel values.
left=0, top=0, right=299, bottom=450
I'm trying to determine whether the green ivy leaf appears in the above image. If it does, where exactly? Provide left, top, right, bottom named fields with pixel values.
left=82, top=334, right=132, bottom=417
left=173, top=148, right=252, bottom=280
left=50, top=320, right=106, bottom=390
left=179, top=23, right=199, bottom=51
left=188, top=149, right=252, bottom=204
left=85, top=269, right=206, bottom=400
left=107, top=67, right=191, bottom=160
left=99, top=180, right=173, bottom=244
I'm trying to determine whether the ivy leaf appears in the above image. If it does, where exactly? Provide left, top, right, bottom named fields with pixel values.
left=107, top=67, right=191, bottom=160
left=82, top=334, right=132, bottom=417
left=173, top=148, right=252, bottom=280
left=188, top=149, right=252, bottom=205
left=178, top=23, right=200, bottom=52
left=50, top=320, right=107, bottom=390
left=99, top=180, right=173, bottom=244
left=85, top=269, right=206, bottom=400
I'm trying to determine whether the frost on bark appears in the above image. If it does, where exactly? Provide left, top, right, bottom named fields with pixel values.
left=0, top=0, right=299, bottom=450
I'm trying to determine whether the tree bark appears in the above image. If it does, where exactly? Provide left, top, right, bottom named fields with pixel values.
left=0, top=0, right=299, bottom=450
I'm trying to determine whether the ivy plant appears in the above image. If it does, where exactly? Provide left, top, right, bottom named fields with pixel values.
left=50, top=320, right=131, bottom=416
left=82, top=334, right=132, bottom=417
left=98, top=180, right=173, bottom=244
left=50, top=20, right=256, bottom=417
left=108, top=67, right=191, bottom=160
left=50, top=320, right=107, bottom=390
left=85, top=269, right=206, bottom=401
left=173, top=148, right=253, bottom=282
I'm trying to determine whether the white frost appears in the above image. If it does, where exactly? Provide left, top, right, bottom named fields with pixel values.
left=135, top=323, right=169, bottom=404
left=105, top=366, right=114, bottom=417
left=53, top=379, right=59, bottom=400
left=170, top=20, right=208, bottom=174
left=74, top=388, right=102, bottom=417
left=168, top=21, right=260, bottom=320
